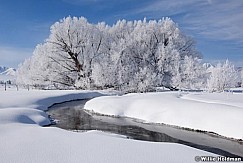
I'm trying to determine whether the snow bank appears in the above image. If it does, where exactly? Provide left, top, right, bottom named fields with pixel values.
left=0, top=90, right=221, bottom=163
left=0, top=108, right=50, bottom=126
left=0, top=90, right=104, bottom=110
left=0, top=90, right=105, bottom=127
left=84, top=92, right=243, bottom=139
left=0, top=125, right=216, bottom=163
left=182, top=92, right=243, bottom=108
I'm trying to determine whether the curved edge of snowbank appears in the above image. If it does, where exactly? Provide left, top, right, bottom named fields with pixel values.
left=0, top=108, right=50, bottom=126
left=84, top=92, right=243, bottom=139
left=0, top=90, right=115, bottom=127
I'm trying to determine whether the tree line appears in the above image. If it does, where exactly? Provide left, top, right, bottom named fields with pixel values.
left=16, top=16, right=242, bottom=92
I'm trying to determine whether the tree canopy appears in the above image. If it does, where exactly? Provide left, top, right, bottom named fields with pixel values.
left=16, top=16, right=239, bottom=92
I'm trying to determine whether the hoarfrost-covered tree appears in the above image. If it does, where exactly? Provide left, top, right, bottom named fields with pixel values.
left=16, top=58, right=32, bottom=86
left=17, top=16, right=203, bottom=92
left=207, top=60, right=238, bottom=92
left=241, top=69, right=243, bottom=87
left=47, top=16, right=107, bottom=88
left=108, top=18, right=200, bottom=92
left=171, top=55, right=206, bottom=90
left=16, top=44, right=52, bottom=88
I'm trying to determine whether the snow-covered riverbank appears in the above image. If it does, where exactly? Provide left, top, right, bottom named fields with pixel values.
left=84, top=91, right=243, bottom=140
left=0, top=90, right=220, bottom=163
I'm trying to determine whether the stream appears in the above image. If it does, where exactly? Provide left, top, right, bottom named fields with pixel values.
left=46, top=99, right=243, bottom=158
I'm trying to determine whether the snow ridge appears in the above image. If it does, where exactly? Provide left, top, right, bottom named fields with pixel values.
left=0, top=67, right=16, bottom=76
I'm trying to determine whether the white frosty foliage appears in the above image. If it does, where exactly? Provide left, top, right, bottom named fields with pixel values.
left=240, top=69, right=243, bottom=87
left=17, top=16, right=236, bottom=92
left=207, top=60, right=238, bottom=92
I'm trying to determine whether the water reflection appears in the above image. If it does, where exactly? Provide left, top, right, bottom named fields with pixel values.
left=47, top=99, right=243, bottom=158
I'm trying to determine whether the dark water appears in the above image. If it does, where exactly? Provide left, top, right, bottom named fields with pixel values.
left=47, top=99, right=243, bottom=158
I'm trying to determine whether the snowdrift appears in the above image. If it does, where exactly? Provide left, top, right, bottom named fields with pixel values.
left=84, top=92, right=243, bottom=139
left=0, top=90, right=217, bottom=163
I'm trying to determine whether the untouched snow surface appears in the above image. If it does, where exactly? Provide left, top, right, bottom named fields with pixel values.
left=0, top=74, right=16, bottom=82
left=84, top=92, right=243, bottom=139
left=0, top=90, right=217, bottom=163
left=0, top=90, right=104, bottom=110
left=0, top=108, right=50, bottom=126
left=0, top=125, right=215, bottom=163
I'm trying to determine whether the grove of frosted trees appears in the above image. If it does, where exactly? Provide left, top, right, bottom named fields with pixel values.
left=16, top=16, right=240, bottom=92
left=207, top=60, right=238, bottom=92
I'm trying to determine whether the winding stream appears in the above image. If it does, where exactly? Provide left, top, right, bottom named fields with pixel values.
left=47, top=99, right=243, bottom=158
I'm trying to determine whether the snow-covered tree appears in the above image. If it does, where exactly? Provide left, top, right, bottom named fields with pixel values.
left=47, top=16, right=103, bottom=88
left=207, top=60, right=238, bottom=92
left=171, top=56, right=206, bottom=90
left=17, top=16, right=202, bottom=92
left=16, top=44, right=52, bottom=88
left=241, top=69, right=243, bottom=87
left=108, top=18, right=201, bottom=92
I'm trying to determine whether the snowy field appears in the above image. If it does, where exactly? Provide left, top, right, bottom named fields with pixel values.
left=0, top=89, right=220, bottom=163
left=0, top=74, right=15, bottom=82
left=85, top=91, right=243, bottom=140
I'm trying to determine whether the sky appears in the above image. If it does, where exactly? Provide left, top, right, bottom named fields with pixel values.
left=0, top=0, right=242, bottom=68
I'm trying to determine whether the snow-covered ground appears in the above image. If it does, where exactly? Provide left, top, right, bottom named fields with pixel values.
left=0, top=89, right=218, bottom=163
left=0, top=89, right=103, bottom=110
left=84, top=91, right=243, bottom=139
left=0, top=74, right=15, bottom=81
